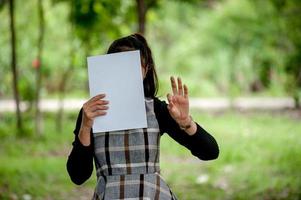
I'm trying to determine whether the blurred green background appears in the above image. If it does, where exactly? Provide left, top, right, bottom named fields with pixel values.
left=0, top=0, right=301, bottom=199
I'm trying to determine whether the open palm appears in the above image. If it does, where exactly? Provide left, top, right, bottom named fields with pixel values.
left=167, top=76, right=190, bottom=125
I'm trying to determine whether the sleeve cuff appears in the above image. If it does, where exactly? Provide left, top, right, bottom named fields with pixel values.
left=188, top=123, right=206, bottom=138
left=73, top=134, right=93, bottom=153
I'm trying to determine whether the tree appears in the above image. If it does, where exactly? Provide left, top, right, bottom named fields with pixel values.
left=56, top=25, right=77, bottom=133
left=136, top=0, right=146, bottom=34
left=35, top=0, right=45, bottom=135
left=270, top=0, right=301, bottom=108
left=135, top=0, right=159, bottom=34
left=8, top=0, right=23, bottom=133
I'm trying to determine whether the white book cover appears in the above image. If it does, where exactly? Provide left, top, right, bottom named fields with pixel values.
left=87, top=50, right=147, bottom=133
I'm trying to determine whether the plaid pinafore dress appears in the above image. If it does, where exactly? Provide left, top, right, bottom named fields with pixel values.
left=92, top=98, right=178, bottom=200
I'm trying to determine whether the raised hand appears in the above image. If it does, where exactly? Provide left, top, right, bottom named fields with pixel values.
left=166, top=76, right=190, bottom=127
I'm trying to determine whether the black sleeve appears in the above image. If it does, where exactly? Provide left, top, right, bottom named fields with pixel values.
left=66, top=108, right=94, bottom=185
left=154, top=97, right=219, bottom=161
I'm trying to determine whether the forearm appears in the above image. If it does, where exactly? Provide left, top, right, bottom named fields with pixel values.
left=66, top=135, right=94, bottom=185
left=188, top=123, right=219, bottom=160
left=66, top=108, right=94, bottom=185
left=78, top=125, right=92, bottom=146
left=174, top=119, right=219, bottom=160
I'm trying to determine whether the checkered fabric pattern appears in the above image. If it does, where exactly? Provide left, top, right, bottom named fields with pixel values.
left=92, top=98, right=178, bottom=200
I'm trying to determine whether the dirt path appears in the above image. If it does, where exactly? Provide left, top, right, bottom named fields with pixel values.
left=0, top=97, right=299, bottom=112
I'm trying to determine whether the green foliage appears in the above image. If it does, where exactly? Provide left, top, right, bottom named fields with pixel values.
left=271, top=0, right=301, bottom=106
left=0, top=0, right=5, bottom=10
left=148, top=0, right=297, bottom=97
left=0, top=0, right=301, bottom=100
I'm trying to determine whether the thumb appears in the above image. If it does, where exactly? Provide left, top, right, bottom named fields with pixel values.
left=167, top=93, right=173, bottom=104
left=167, top=101, right=177, bottom=114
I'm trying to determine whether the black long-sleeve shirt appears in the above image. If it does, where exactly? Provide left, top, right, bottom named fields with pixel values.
left=67, top=97, right=219, bottom=185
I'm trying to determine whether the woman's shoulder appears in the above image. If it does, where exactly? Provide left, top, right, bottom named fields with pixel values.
left=153, top=96, right=167, bottom=108
left=153, top=96, right=169, bottom=117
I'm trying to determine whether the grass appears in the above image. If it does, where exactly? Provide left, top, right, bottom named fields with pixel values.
left=0, top=110, right=300, bottom=200
left=160, top=110, right=301, bottom=200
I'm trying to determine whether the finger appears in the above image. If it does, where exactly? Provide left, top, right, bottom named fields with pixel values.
left=167, top=103, right=173, bottom=112
left=90, top=105, right=109, bottom=112
left=167, top=101, right=176, bottom=115
left=100, top=100, right=109, bottom=105
left=184, top=84, right=188, bottom=99
left=177, top=77, right=183, bottom=96
left=89, top=99, right=109, bottom=107
left=91, top=93, right=106, bottom=100
left=170, top=76, right=178, bottom=95
left=88, top=100, right=109, bottom=109
left=167, top=101, right=173, bottom=110
left=90, top=110, right=107, bottom=118
left=85, top=94, right=106, bottom=107
left=91, top=93, right=106, bottom=101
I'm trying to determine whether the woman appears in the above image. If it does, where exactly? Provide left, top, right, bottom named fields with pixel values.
left=67, top=33, right=219, bottom=200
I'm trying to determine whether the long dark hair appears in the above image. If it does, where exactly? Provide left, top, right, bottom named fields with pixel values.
left=107, top=33, right=158, bottom=98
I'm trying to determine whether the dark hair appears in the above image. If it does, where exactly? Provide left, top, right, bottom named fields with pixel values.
left=107, top=33, right=158, bottom=98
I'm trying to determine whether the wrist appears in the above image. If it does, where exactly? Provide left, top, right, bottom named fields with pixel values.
left=81, top=125, right=90, bottom=130
left=79, top=125, right=91, bottom=146
left=179, top=115, right=193, bottom=130
left=81, top=123, right=92, bottom=131
left=185, top=121, right=197, bottom=136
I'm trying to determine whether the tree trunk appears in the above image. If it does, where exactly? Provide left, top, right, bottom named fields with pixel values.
left=56, top=48, right=74, bottom=132
left=8, top=0, right=23, bottom=133
left=35, top=0, right=45, bottom=136
left=136, top=0, right=147, bottom=35
left=294, top=68, right=301, bottom=109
